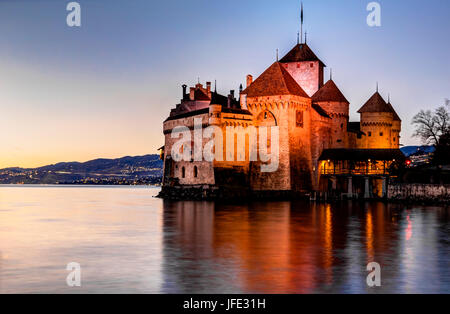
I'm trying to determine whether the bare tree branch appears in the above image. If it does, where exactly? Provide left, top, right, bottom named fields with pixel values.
left=412, top=106, right=449, bottom=146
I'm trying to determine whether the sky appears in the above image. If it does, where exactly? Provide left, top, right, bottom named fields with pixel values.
left=0, top=0, right=449, bottom=168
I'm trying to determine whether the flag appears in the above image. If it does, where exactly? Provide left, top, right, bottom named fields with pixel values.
left=301, top=2, right=303, bottom=24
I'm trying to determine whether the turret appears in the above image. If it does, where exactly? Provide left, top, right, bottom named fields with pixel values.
left=279, top=43, right=325, bottom=96
left=208, top=92, right=222, bottom=126
left=387, top=97, right=402, bottom=148
left=358, top=91, right=399, bottom=149
left=312, top=79, right=349, bottom=148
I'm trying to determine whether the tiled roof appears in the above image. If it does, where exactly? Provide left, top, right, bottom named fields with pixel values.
left=194, top=88, right=210, bottom=101
left=279, top=43, right=325, bottom=66
left=312, top=80, right=349, bottom=104
left=387, top=102, right=402, bottom=121
left=165, top=108, right=210, bottom=122
left=357, top=92, right=392, bottom=114
left=241, top=62, right=309, bottom=98
left=312, top=104, right=331, bottom=118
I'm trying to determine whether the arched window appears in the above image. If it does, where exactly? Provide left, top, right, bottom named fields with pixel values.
left=194, top=166, right=198, bottom=178
left=181, top=167, right=185, bottom=178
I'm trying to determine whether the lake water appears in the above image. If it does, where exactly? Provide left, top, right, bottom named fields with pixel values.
left=0, top=185, right=448, bottom=294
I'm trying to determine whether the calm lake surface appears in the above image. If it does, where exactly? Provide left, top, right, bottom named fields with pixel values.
left=0, top=185, right=449, bottom=294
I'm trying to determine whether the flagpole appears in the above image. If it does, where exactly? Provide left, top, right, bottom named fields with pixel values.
left=300, top=2, right=304, bottom=44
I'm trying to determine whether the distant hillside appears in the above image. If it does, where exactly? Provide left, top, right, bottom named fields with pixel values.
left=401, top=146, right=435, bottom=157
left=0, top=155, right=163, bottom=185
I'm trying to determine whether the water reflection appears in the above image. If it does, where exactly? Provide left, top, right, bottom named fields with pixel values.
left=161, top=200, right=449, bottom=293
left=0, top=186, right=448, bottom=293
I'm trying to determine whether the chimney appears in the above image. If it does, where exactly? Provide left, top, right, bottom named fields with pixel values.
left=206, top=82, right=211, bottom=93
left=246, top=75, right=253, bottom=88
left=182, top=84, right=187, bottom=100
left=227, top=90, right=235, bottom=108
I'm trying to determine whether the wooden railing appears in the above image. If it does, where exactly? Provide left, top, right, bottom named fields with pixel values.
left=321, top=168, right=388, bottom=176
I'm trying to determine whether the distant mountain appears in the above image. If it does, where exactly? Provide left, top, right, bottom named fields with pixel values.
left=401, top=146, right=435, bottom=157
left=0, top=155, right=163, bottom=185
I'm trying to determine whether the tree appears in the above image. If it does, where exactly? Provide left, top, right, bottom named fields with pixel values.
left=412, top=102, right=450, bottom=165
left=412, top=105, right=449, bottom=146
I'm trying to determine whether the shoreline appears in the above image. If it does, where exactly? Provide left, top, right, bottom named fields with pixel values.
left=157, top=186, right=450, bottom=205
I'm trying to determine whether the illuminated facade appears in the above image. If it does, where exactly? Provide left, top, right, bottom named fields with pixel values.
left=160, top=41, right=403, bottom=199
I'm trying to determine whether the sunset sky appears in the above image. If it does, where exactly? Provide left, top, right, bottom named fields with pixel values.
left=0, top=0, right=449, bottom=168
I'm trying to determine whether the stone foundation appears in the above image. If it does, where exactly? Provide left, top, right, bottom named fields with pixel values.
left=388, top=184, right=450, bottom=204
left=157, top=185, right=302, bottom=201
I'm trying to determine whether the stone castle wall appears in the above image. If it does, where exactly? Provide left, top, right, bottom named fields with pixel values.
left=282, top=61, right=322, bottom=97
left=317, top=101, right=349, bottom=149
left=388, top=184, right=450, bottom=203
left=247, top=96, right=292, bottom=191
left=360, top=112, right=395, bottom=149
left=162, top=113, right=215, bottom=186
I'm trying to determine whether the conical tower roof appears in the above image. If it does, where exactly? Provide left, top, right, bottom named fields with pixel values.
left=387, top=101, right=401, bottom=121
left=358, top=92, right=392, bottom=113
left=279, top=43, right=325, bottom=66
left=241, top=62, right=309, bottom=98
left=312, top=80, right=349, bottom=103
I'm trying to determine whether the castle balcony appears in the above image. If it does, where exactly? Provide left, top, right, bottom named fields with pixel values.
left=319, top=149, right=405, bottom=176
left=318, top=149, right=407, bottom=199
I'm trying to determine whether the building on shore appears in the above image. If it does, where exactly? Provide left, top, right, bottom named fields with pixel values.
left=159, top=33, right=404, bottom=199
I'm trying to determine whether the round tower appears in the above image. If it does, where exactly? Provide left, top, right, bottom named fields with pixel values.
left=358, top=92, right=396, bottom=149
left=311, top=79, right=350, bottom=148
left=387, top=99, right=402, bottom=148
left=208, top=92, right=222, bottom=126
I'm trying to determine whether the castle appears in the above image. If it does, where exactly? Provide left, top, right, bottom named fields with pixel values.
left=159, top=34, right=404, bottom=199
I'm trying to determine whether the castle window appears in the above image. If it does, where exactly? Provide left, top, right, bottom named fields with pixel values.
left=337, top=139, right=342, bottom=143
left=296, top=111, right=304, bottom=128
left=264, top=112, right=267, bottom=119
left=194, top=166, right=198, bottom=178
left=297, top=63, right=300, bottom=68
left=340, top=123, right=344, bottom=129
left=380, top=132, right=384, bottom=136
left=310, top=63, right=314, bottom=68
left=181, top=167, right=185, bottom=178
left=393, top=137, right=396, bottom=142
left=368, top=132, right=372, bottom=137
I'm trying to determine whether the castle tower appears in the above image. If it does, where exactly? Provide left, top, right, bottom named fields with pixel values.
left=312, top=79, right=350, bottom=148
left=241, top=62, right=313, bottom=192
left=358, top=92, right=398, bottom=149
left=387, top=98, right=402, bottom=148
left=279, top=44, right=325, bottom=97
